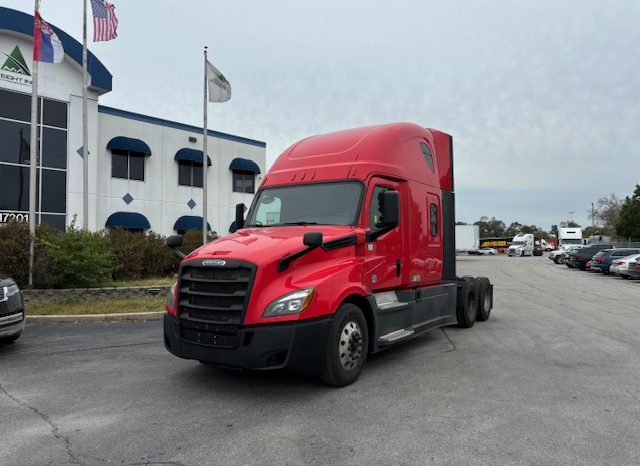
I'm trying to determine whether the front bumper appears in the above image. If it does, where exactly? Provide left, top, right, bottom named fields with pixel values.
left=0, top=312, right=25, bottom=339
left=164, top=314, right=332, bottom=372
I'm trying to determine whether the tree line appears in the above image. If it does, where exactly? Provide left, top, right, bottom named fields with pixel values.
left=458, top=184, right=640, bottom=240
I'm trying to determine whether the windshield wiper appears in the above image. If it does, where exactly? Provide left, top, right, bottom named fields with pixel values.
left=280, top=221, right=319, bottom=225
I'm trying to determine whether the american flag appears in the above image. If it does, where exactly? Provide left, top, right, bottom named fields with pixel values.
left=90, top=0, right=118, bottom=42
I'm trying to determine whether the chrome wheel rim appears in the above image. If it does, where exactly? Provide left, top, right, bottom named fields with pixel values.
left=483, top=292, right=491, bottom=312
left=339, top=320, right=363, bottom=371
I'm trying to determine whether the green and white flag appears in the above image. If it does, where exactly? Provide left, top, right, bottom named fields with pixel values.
left=206, top=59, right=231, bottom=102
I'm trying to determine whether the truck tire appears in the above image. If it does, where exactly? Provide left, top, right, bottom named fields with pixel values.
left=320, top=303, right=368, bottom=387
left=456, top=279, right=477, bottom=328
left=475, top=277, right=492, bottom=321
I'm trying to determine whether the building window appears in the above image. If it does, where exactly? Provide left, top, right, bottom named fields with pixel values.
left=111, top=149, right=145, bottom=181
left=0, top=89, right=67, bottom=232
left=178, top=161, right=203, bottom=187
left=232, top=170, right=255, bottom=193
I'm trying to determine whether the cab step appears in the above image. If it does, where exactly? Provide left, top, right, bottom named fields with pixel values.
left=378, top=328, right=415, bottom=346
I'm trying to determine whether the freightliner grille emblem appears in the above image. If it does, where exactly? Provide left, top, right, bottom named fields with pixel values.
left=202, top=259, right=226, bottom=267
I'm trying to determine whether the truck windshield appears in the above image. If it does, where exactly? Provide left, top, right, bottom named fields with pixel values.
left=512, top=241, right=524, bottom=245
left=246, top=182, right=362, bottom=227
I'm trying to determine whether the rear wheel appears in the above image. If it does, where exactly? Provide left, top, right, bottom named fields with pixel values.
left=320, top=303, right=368, bottom=387
left=475, top=277, right=492, bottom=321
left=457, top=279, right=477, bottom=328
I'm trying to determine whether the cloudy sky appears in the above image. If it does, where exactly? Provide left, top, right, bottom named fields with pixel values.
left=3, top=0, right=639, bottom=230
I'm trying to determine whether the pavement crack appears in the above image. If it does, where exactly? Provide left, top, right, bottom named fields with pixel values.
left=125, top=462, right=186, bottom=466
left=29, top=341, right=157, bottom=356
left=0, top=382, right=84, bottom=465
left=440, top=328, right=456, bottom=352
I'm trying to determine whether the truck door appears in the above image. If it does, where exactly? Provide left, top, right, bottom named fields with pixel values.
left=363, top=178, right=403, bottom=291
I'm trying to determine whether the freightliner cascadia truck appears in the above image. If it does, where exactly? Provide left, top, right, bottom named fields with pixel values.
left=164, top=123, right=493, bottom=386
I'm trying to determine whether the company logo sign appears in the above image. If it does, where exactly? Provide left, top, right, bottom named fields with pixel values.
left=202, top=259, right=226, bottom=267
left=1, top=45, right=33, bottom=86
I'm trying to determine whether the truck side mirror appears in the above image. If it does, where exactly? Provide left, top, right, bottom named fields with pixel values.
left=166, top=235, right=183, bottom=248
left=303, top=231, right=323, bottom=248
left=166, top=235, right=185, bottom=259
left=380, top=191, right=399, bottom=227
left=235, top=203, right=245, bottom=230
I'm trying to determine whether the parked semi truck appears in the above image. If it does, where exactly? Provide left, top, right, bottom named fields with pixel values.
left=558, top=227, right=583, bottom=249
left=164, top=123, right=493, bottom=386
left=508, top=233, right=534, bottom=256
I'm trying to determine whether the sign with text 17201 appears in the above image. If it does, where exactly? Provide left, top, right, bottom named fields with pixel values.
left=0, top=212, right=29, bottom=224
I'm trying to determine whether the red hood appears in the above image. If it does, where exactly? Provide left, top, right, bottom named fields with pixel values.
left=185, top=225, right=356, bottom=266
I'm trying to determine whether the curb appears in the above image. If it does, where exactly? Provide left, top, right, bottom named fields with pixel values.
left=26, top=311, right=165, bottom=323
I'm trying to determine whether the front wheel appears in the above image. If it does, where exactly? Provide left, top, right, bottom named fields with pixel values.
left=320, top=303, right=369, bottom=387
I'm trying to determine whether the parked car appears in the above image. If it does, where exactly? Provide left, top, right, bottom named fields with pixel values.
left=0, top=275, right=25, bottom=345
left=590, top=248, right=640, bottom=274
left=480, top=247, right=498, bottom=255
left=610, top=253, right=640, bottom=279
left=628, top=259, right=640, bottom=280
left=553, top=245, right=584, bottom=265
left=567, top=244, right=614, bottom=270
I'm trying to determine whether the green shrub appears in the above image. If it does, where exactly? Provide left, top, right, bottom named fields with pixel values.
left=0, top=221, right=30, bottom=286
left=41, top=225, right=114, bottom=288
left=106, top=228, right=147, bottom=280
left=141, top=231, right=178, bottom=277
left=179, top=230, right=219, bottom=257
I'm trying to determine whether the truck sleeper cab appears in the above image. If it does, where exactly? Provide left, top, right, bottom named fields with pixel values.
left=164, top=123, right=493, bottom=386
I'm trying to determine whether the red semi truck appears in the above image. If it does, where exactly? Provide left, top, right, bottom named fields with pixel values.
left=164, top=123, right=493, bottom=386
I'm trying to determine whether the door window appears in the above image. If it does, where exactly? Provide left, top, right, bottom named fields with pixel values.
left=369, top=186, right=392, bottom=230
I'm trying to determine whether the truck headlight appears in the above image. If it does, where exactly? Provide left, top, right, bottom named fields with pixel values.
left=263, top=288, right=315, bottom=317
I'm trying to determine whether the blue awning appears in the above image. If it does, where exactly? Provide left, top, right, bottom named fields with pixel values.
left=105, top=212, right=150, bottom=230
left=229, top=157, right=261, bottom=174
left=175, top=148, right=212, bottom=166
left=106, top=136, right=152, bottom=156
left=174, top=216, right=211, bottom=232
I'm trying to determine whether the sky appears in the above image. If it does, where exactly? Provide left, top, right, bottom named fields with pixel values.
left=3, top=0, right=639, bottom=230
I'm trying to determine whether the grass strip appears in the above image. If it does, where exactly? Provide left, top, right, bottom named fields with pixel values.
left=26, top=295, right=165, bottom=316
left=100, top=277, right=176, bottom=288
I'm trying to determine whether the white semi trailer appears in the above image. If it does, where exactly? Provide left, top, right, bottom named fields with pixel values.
left=455, top=224, right=480, bottom=252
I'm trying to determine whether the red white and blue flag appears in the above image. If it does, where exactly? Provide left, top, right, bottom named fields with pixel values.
left=90, top=0, right=118, bottom=42
left=33, top=11, right=64, bottom=63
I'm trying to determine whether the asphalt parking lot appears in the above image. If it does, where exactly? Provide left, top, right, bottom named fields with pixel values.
left=2, top=255, right=639, bottom=465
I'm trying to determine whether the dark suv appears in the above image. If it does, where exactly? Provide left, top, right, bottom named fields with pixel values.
left=567, top=244, right=614, bottom=270
left=0, top=275, right=25, bottom=345
left=591, top=248, right=640, bottom=274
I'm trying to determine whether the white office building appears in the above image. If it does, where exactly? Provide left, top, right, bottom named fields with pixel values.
left=0, top=7, right=265, bottom=236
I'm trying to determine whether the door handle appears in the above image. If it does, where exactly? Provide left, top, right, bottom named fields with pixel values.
left=396, top=259, right=402, bottom=277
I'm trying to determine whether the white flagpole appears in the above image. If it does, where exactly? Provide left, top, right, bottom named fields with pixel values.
left=82, top=0, right=89, bottom=230
left=202, top=46, right=208, bottom=245
left=28, top=0, right=40, bottom=287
